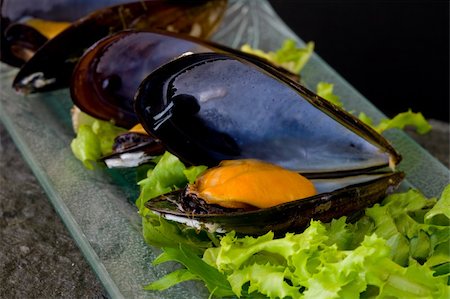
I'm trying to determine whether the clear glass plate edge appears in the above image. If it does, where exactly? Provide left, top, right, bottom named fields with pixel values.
left=0, top=1, right=449, bottom=298
left=0, top=99, right=124, bottom=298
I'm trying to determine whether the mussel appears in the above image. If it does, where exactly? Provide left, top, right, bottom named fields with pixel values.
left=71, top=29, right=299, bottom=129
left=1, top=21, right=53, bottom=65
left=1, top=0, right=135, bottom=66
left=11, top=0, right=227, bottom=93
left=134, top=52, right=404, bottom=235
left=100, top=130, right=164, bottom=168
left=148, top=167, right=403, bottom=235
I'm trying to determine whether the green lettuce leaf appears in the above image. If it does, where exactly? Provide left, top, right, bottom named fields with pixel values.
left=184, top=165, right=208, bottom=184
left=144, top=268, right=199, bottom=291
left=367, top=258, right=449, bottom=299
left=316, top=81, right=343, bottom=107
left=70, top=125, right=102, bottom=170
left=146, top=244, right=235, bottom=298
left=366, top=188, right=450, bottom=267
left=137, top=152, right=209, bottom=250
left=425, top=184, right=450, bottom=226
left=205, top=222, right=448, bottom=299
left=135, top=151, right=207, bottom=212
left=241, top=39, right=314, bottom=74
left=141, top=207, right=213, bottom=253
left=136, top=152, right=187, bottom=212
left=358, top=110, right=432, bottom=134
left=313, top=83, right=432, bottom=137
left=144, top=186, right=450, bottom=298
left=70, top=119, right=126, bottom=169
left=227, top=263, right=299, bottom=298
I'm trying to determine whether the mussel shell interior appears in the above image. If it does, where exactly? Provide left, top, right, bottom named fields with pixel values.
left=135, top=53, right=400, bottom=174
left=146, top=172, right=405, bottom=235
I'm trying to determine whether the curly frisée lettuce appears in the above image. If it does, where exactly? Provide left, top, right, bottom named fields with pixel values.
left=359, top=110, right=432, bottom=134
left=70, top=117, right=126, bottom=169
left=135, top=151, right=207, bottom=212
left=241, top=39, right=314, bottom=74
left=316, top=81, right=343, bottom=107
left=313, top=83, right=432, bottom=135
left=144, top=185, right=450, bottom=298
left=136, top=152, right=210, bottom=251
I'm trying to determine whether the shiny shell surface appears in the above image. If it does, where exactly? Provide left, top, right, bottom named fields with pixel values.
left=0, top=0, right=135, bottom=66
left=71, top=29, right=298, bottom=128
left=135, top=53, right=401, bottom=174
left=12, top=0, right=227, bottom=93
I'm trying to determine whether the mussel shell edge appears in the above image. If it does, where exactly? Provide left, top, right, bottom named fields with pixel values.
left=145, top=171, right=405, bottom=236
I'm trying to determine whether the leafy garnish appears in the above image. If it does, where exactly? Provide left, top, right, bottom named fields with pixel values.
left=145, top=185, right=450, bottom=298
left=136, top=152, right=210, bottom=250
left=70, top=119, right=126, bottom=169
left=136, top=152, right=188, bottom=212
left=316, top=81, right=343, bottom=107
left=313, top=82, right=432, bottom=136
left=241, top=39, right=314, bottom=74
left=359, top=110, right=432, bottom=134
left=145, top=245, right=235, bottom=298
left=141, top=208, right=213, bottom=253
left=135, top=151, right=206, bottom=212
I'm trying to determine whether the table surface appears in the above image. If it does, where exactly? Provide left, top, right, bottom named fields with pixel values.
left=0, top=119, right=448, bottom=298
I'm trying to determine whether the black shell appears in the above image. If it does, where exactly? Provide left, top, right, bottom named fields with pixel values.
left=71, top=29, right=299, bottom=128
left=135, top=52, right=401, bottom=175
left=12, top=0, right=227, bottom=93
left=100, top=132, right=164, bottom=168
left=0, top=0, right=136, bottom=66
left=146, top=172, right=405, bottom=235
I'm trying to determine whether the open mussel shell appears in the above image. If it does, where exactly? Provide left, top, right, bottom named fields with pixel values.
left=71, top=29, right=299, bottom=129
left=12, top=0, right=227, bottom=93
left=135, top=52, right=401, bottom=175
left=146, top=171, right=405, bottom=235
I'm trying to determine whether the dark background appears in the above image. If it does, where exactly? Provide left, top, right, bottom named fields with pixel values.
left=268, top=0, right=449, bottom=122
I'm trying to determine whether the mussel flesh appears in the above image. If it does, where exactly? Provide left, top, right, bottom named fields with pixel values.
left=12, top=0, right=227, bottom=93
left=147, top=163, right=404, bottom=235
left=186, top=159, right=317, bottom=209
left=133, top=52, right=404, bottom=234
left=71, top=29, right=299, bottom=129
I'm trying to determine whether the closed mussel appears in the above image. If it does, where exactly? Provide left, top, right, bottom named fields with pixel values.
left=134, top=52, right=404, bottom=235
left=1, top=0, right=135, bottom=66
left=12, top=0, right=227, bottom=93
left=71, top=29, right=299, bottom=129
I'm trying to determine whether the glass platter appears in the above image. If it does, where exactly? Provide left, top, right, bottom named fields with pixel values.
left=0, top=1, right=448, bottom=298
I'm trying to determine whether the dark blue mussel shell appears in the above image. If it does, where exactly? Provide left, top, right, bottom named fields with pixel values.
left=71, top=29, right=299, bottom=129
left=134, top=52, right=404, bottom=235
left=134, top=52, right=401, bottom=175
